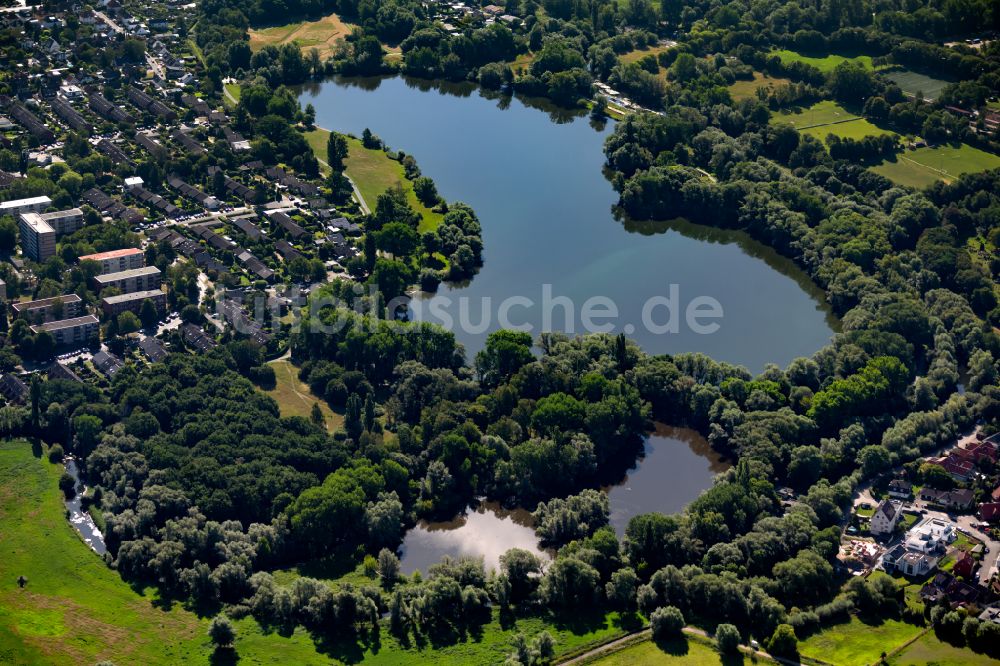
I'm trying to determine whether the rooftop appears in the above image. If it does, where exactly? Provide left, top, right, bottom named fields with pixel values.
left=79, top=247, right=144, bottom=262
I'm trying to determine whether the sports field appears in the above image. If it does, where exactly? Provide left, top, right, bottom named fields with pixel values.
left=884, top=69, right=952, bottom=101
left=771, top=100, right=894, bottom=144
left=770, top=49, right=874, bottom=73
left=871, top=143, right=1000, bottom=188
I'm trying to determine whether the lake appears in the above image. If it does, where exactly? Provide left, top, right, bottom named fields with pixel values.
left=397, top=424, right=728, bottom=573
left=301, top=76, right=837, bottom=372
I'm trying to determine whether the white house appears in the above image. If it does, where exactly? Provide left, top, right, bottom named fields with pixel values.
left=871, top=499, right=901, bottom=536
left=905, top=517, right=956, bottom=554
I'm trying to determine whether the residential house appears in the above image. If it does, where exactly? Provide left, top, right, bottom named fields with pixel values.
left=888, top=479, right=913, bottom=499
left=871, top=499, right=901, bottom=536
left=905, top=517, right=956, bottom=554
left=92, top=350, right=123, bottom=378
left=919, top=487, right=975, bottom=510
left=0, top=373, right=29, bottom=403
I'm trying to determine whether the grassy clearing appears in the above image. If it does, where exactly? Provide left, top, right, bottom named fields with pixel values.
left=770, top=49, right=874, bottom=73
left=304, top=127, right=444, bottom=232
left=619, top=44, right=673, bottom=67
left=888, top=630, right=998, bottom=666
left=249, top=13, right=356, bottom=61
left=508, top=51, right=536, bottom=73
left=224, top=82, right=241, bottom=102
left=871, top=143, right=1000, bottom=188
left=265, top=359, right=344, bottom=431
left=728, top=72, right=791, bottom=101
left=884, top=69, right=952, bottom=101
left=797, top=616, right=924, bottom=666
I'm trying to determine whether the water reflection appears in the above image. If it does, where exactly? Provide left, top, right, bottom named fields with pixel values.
left=606, top=424, right=731, bottom=535
left=399, top=501, right=549, bottom=575
left=64, top=457, right=106, bottom=555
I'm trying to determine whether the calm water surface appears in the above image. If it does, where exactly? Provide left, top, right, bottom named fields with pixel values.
left=302, top=76, right=837, bottom=372
left=398, top=424, right=729, bottom=573
left=64, top=457, right=106, bottom=555
left=606, top=424, right=730, bottom=535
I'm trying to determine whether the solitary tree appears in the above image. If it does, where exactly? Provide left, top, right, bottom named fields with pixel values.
left=327, top=132, right=349, bottom=171
left=208, top=614, right=236, bottom=649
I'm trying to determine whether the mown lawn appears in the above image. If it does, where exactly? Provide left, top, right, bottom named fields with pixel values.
left=265, top=359, right=344, bottom=431
left=304, top=127, right=444, bottom=232
left=797, top=616, right=924, bottom=666
left=728, top=72, right=791, bottom=101
left=888, top=630, right=998, bottom=666
left=770, top=49, right=874, bottom=73
left=871, top=143, right=1000, bottom=188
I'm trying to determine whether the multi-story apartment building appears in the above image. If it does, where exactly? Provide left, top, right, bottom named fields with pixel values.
left=91, top=266, right=161, bottom=294
left=78, top=248, right=145, bottom=275
left=11, top=294, right=83, bottom=324
left=30, top=314, right=100, bottom=347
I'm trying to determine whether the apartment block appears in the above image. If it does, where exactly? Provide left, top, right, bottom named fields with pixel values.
left=101, top=289, right=166, bottom=317
left=17, top=212, right=56, bottom=261
left=78, top=247, right=145, bottom=275
left=92, top=266, right=161, bottom=294
left=30, top=314, right=99, bottom=347
left=0, top=195, right=51, bottom=217
left=11, top=294, right=83, bottom=324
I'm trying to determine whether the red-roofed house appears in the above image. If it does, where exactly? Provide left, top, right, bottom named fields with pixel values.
left=953, top=552, right=976, bottom=580
left=981, top=502, right=1000, bottom=523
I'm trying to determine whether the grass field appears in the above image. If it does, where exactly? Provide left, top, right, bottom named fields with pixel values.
left=588, top=635, right=752, bottom=665
left=889, top=631, right=998, bottom=666
left=0, top=439, right=210, bottom=665
left=797, top=616, right=924, bottom=666
left=884, top=69, right=952, bottom=101
left=265, top=359, right=343, bottom=431
left=728, top=72, right=791, bottom=101
left=771, top=100, right=894, bottom=145
left=249, top=13, right=356, bottom=61
left=304, top=127, right=444, bottom=232
left=770, top=49, right=874, bottom=73
left=871, top=143, right=1000, bottom=188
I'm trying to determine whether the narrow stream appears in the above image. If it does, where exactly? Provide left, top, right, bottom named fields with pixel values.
left=63, top=457, right=107, bottom=555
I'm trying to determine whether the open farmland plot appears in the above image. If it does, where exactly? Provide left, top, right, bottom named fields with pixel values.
left=884, top=69, right=952, bottom=101
left=871, top=143, right=1000, bottom=188
left=770, top=49, right=874, bottom=73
